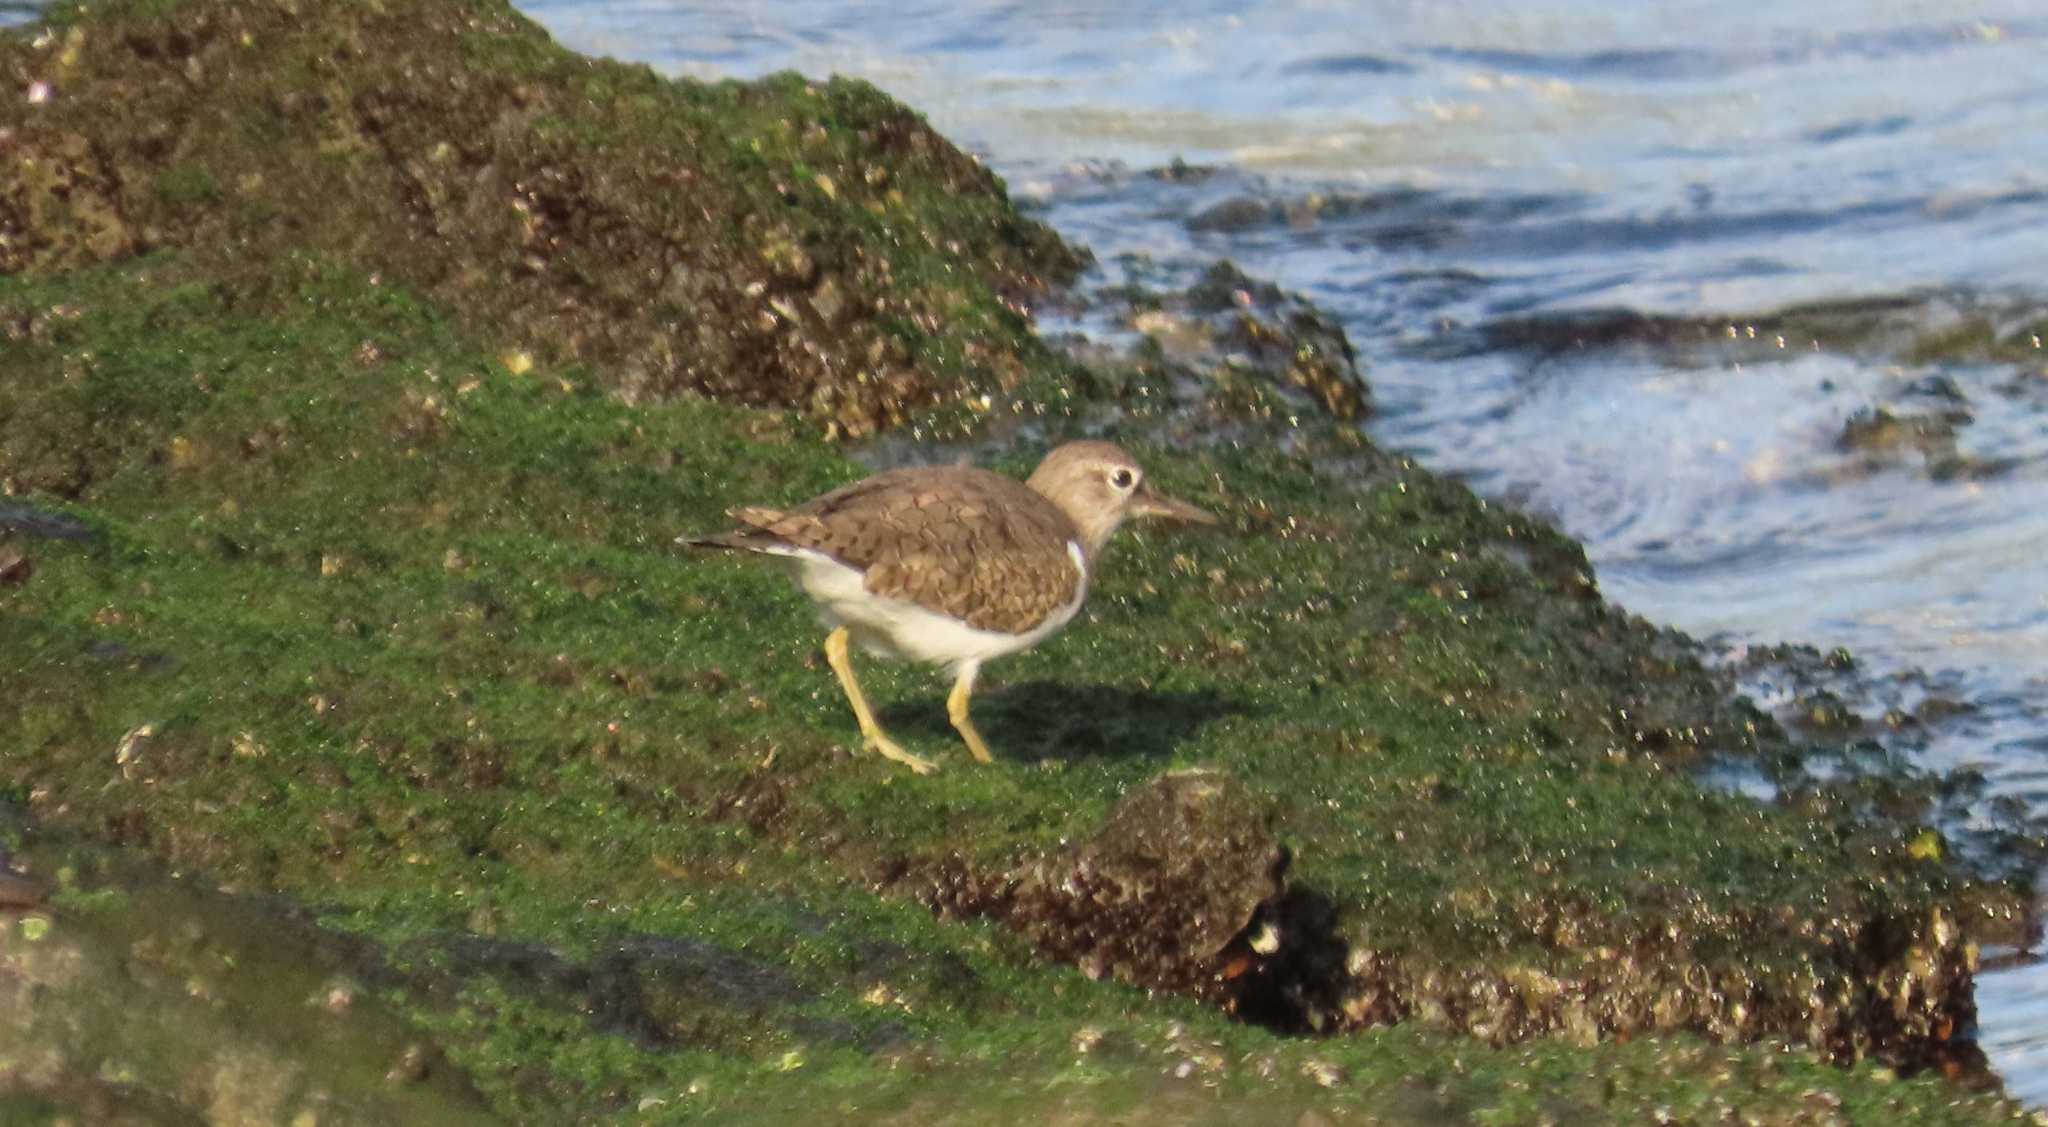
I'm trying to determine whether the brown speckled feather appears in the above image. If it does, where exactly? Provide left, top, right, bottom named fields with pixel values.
left=709, top=466, right=1084, bottom=635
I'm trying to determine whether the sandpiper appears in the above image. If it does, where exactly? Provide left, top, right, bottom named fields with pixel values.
left=680, top=441, right=1215, bottom=773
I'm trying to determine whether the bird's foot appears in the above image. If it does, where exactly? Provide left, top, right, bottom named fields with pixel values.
left=824, top=626, right=938, bottom=776
left=946, top=663, right=995, bottom=765
left=866, top=731, right=939, bottom=775
left=951, top=716, right=995, bottom=765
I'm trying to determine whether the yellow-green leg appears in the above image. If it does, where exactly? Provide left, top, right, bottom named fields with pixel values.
left=824, top=626, right=937, bottom=775
left=946, top=660, right=995, bottom=765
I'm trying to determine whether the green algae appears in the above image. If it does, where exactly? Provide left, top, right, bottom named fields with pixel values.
left=0, top=248, right=2021, bottom=1118
left=0, top=0, right=2037, bottom=1122
left=4, top=824, right=2028, bottom=1125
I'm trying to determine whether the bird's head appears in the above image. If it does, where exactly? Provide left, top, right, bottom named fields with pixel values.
left=1026, top=441, right=1216, bottom=559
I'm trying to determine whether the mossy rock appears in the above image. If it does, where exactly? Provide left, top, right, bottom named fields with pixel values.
left=2, top=0, right=1083, bottom=437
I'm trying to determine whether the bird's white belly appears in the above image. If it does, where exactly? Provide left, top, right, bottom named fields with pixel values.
left=776, top=544, right=1087, bottom=672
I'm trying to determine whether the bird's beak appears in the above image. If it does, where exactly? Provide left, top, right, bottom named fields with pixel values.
left=1132, top=482, right=1217, bottom=525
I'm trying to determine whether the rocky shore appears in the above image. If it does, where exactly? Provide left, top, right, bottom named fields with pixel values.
left=1, top=1, right=2034, bottom=1122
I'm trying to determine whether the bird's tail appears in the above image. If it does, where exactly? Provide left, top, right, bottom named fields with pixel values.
left=678, top=506, right=793, bottom=553
left=675, top=531, right=756, bottom=552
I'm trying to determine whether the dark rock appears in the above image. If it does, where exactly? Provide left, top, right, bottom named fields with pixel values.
left=1146, top=157, right=1220, bottom=185
left=1903, top=374, right=1970, bottom=404
left=0, top=0, right=1084, bottom=439
left=1099, top=259, right=1372, bottom=421
left=1001, top=768, right=1285, bottom=997
left=0, top=869, right=47, bottom=909
left=1837, top=405, right=1965, bottom=457
left=1186, top=197, right=1276, bottom=234
left=0, top=502, right=95, bottom=541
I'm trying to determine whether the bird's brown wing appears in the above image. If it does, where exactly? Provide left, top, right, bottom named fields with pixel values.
left=732, top=465, right=1084, bottom=635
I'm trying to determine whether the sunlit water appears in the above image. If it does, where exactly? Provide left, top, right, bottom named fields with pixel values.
left=10, top=0, right=2048, bottom=1101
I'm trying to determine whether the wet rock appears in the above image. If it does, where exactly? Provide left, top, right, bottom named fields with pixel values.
left=1186, top=196, right=1275, bottom=234
left=1837, top=405, right=1966, bottom=459
left=1902, top=374, right=1970, bottom=405
left=1475, top=295, right=1934, bottom=361
left=1321, top=900, right=1984, bottom=1073
left=1183, top=185, right=1443, bottom=240
left=1195, top=262, right=1369, bottom=420
left=960, top=769, right=1286, bottom=999
left=0, top=831, right=500, bottom=1126
left=0, top=869, right=47, bottom=910
left=1794, top=689, right=1865, bottom=735
left=1145, top=156, right=1220, bottom=185
left=1090, top=259, right=1372, bottom=422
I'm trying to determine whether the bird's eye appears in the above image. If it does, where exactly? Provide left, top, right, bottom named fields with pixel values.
left=1110, top=468, right=1137, bottom=490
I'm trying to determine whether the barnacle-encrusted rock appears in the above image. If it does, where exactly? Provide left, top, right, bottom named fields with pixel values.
left=0, top=0, right=1082, bottom=437
left=1009, top=769, right=1283, bottom=993
left=929, top=769, right=1285, bottom=999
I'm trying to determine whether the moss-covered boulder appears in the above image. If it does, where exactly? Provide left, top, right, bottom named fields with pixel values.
left=2, top=0, right=1081, bottom=437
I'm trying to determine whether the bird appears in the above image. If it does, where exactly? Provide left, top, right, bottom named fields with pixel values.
left=679, top=441, right=1216, bottom=774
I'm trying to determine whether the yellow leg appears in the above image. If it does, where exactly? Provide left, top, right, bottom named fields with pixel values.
left=823, top=627, right=937, bottom=775
left=946, top=661, right=994, bottom=765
